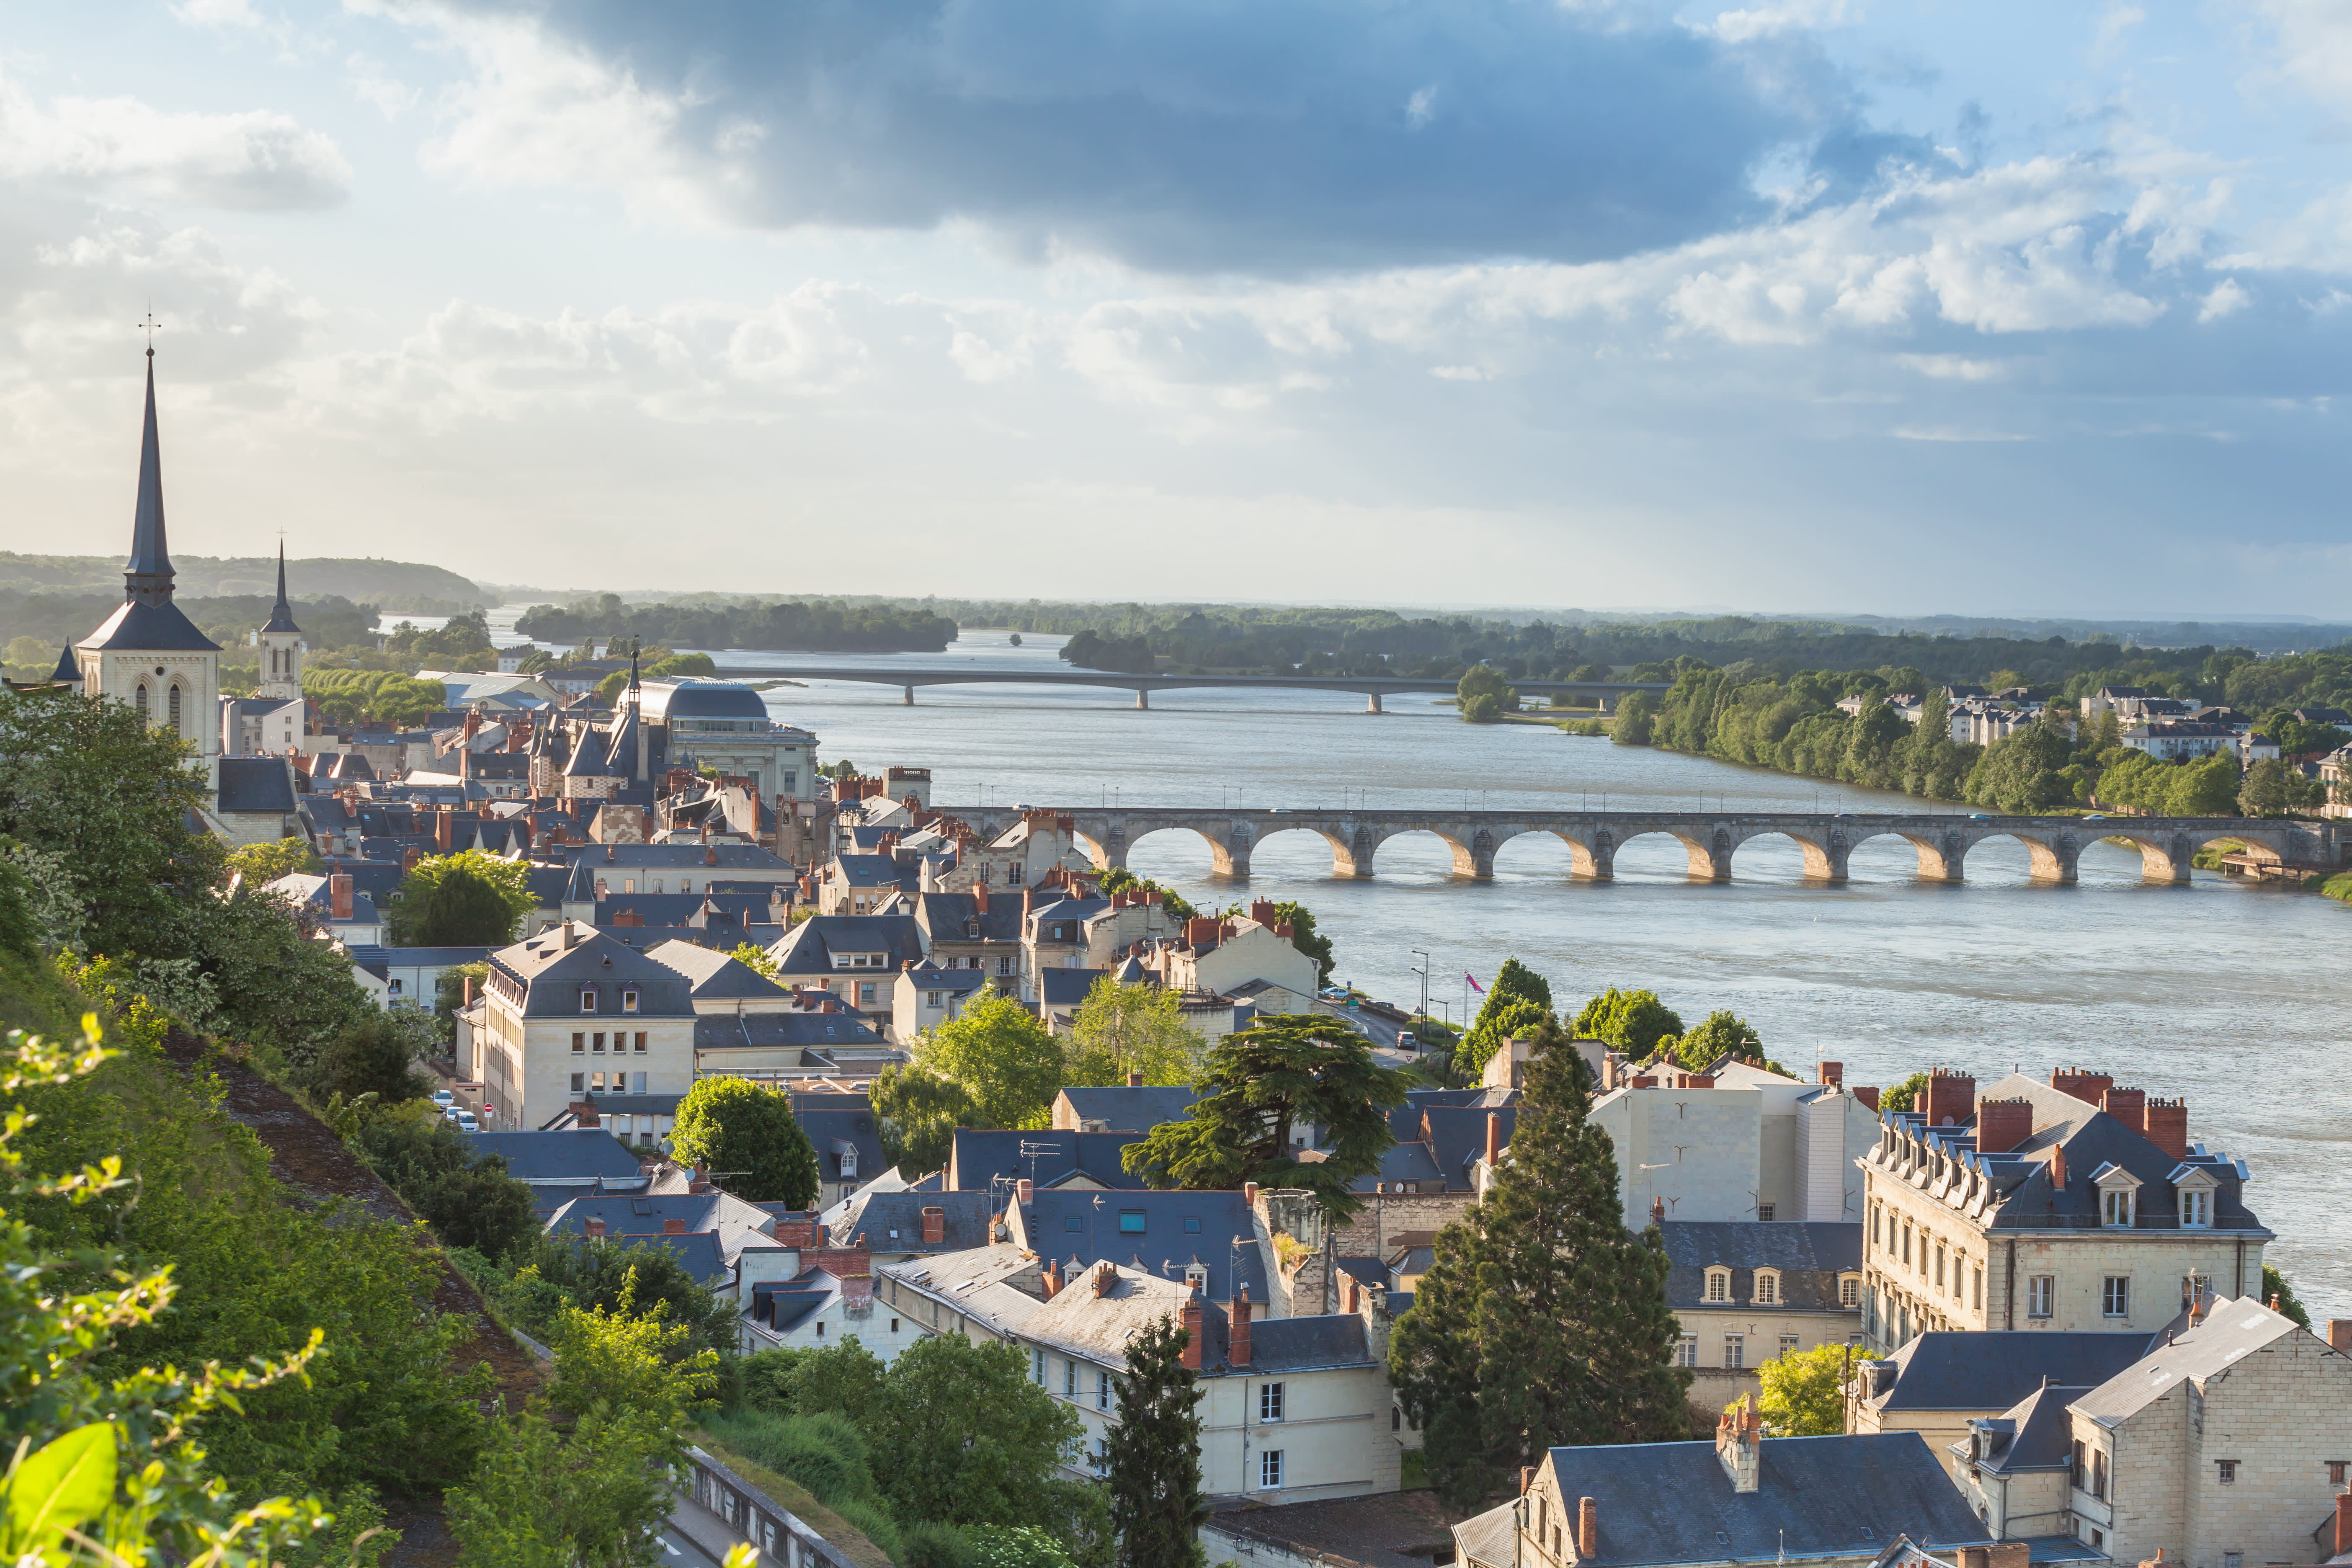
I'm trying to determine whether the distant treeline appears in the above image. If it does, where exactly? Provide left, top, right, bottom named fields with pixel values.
left=1, top=590, right=380, bottom=656
left=0, top=551, right=482, bottom=609
left=515, top=593, right=959, bottom=653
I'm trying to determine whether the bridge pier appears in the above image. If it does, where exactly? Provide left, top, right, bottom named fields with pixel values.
left=1135, top=689, right=1150, bottom=710
left=2138, top=833, right=2194, bottom=885
left=1568, top=830, right=1614, bottom=880
left=1794, top=835, right=1849, bottom=882
left=1911, top=831, right=1967, bottom=882
left=1366, top=692, right=1383, bottom=714
left=903, top=685, right=914, bottom=707
left=1686, top=827, right=1735, bottom=882
left=1210, top=826, right=1253, bottom=880
left=2020, top=831, right=2079, bottom=885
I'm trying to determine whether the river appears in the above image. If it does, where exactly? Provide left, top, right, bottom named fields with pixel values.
left=488, top=616, right=2352, bottom=1314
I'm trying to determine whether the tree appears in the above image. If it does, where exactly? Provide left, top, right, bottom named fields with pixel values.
left=1106, top=1313, right=1208, bottom=1568
left=2165, top=752, right=2242, bottom=816
left=916, top=985, right=1065, bottom=1131
left=1457, top=664, right=1516, bottom=722
left=2264, top=1263, right=2311, bottom=1329
left=1460, top=958, right=1553, bottom=1077
left=1612, top=690, right=1658, bottom=745
left=1660, top=1010, right=1763, bottom=1071
left=227, top=836, right=320, bottom=884
left=1063, top=979, right=1207, bottom=1089
left=871, top=1063, right=982, bottom=1176
left=728, top=942, right=780, bottom=978
left=320, top=1010, right=434, bottom=1103
left=1881, top=1070, right=1931, bottom=1113
left=1271, top=899, right=1335, bottom=984
left=1571, top=988, right=1684, bottom=1059
left=1097, top=867, right=1195, bottom=922
left=1121, top=1015, right=1411, bottom=1222
left=858, top=1332, right=1083, bottom=1529
left=1754, top=1344, right=1848, bottom=1435
left=1389, top=1017, right=1689, bottom=1507
left=387, top=851, right=538, bottom=946
left=355, top=1107, right=539, bottom=1261
left=787, top=1338, right=891, bottom=1418
left=669, top=1077, right=820, bottom=1205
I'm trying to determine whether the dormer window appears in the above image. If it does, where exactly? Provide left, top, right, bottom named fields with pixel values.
left=1839, top=1274, right=1861, bottom=1309
left=1705, top=1267, right=1732, bottom=1303
left=622, top=988, right=640, bottom=1014
left=2093, top=1163, right=2142, bottom=1229
left=2102, top=1189, right=2133, bottom=1227
left=1185, top=1264, right=1208, bottom=1289
left=580, top=990, right=598, bottom=1014
left=839, top=1150, right=857, bottom=1178
left=2177, top=1167, right=2218, bottom=1229
left=1753, top=1269, right=1781, bottom=1306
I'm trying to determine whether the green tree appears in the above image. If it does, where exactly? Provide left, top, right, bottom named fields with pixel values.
left=727, top=942, right=780, bottom=978
left=2165, top=752, right=2241, bottom=816
left=870, top=1063, right=982, bottom=1176
left=319, top=1010, right=433, bottom=1103
left=227, top=836, right=320, bottom=884
left=1389, top=1017, right=1689, bottom=1507
left=669, top=1077, right=820, bottom=1206
left=387, top=851, right=537, bottom=946
left=1270, top=899, right=1335, bottom=983
left=859, top=1332, right=1083, bottom=1529
left=354, top=1106, right=539, bottom=1261
left=1571, top=988, right=1684, bottom=1059
left=2263, top=1263, right=2311, bottom=1329
left=1754, top=1343, right=1848, bottom=1435
left=787, top=1338, right=891, bottom=1418
left=1963, top=718, right=2080, bottom=814
left=1063, top=979, right=1207, bottom=1089
left=1121, top=1016, right=1410, bottom=1223
left=1662, top=1010, right=1764, bottom=1071
left=916, top=985, right=1065, bottom=1131
left=1612, top=690, right=1658, bottom=745
left=1096, top=868, right=1195, bottom=923
left=1881, top=1071, right=1931, bottom=1114
left=1457, top=664, right=1516, bottom=722
left=1460, top=959, right=1554, bottom=1077
left=1106, top=1313, right=1207, bottom=1568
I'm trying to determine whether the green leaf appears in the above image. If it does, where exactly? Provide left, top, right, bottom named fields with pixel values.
left=4, top=1422, right=117, bottom=1552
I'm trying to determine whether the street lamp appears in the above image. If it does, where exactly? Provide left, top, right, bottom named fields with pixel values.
left=1411, top=948, right=1431, bottom=1025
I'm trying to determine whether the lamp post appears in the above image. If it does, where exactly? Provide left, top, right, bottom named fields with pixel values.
left=1411, top=948, right=1430, bottom=1026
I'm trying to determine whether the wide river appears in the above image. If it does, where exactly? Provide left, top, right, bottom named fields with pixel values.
left=490, top=619, right=2352, bottom=1313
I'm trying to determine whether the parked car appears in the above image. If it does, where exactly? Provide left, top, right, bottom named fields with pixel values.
left=453, top=1110, right=478, bottom=1133
left=431, top=1089, right=455, bottom=1111
left=1398, top=1032, right=1418, bottom=1052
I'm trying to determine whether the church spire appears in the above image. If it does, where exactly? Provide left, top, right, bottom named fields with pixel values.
left=261, top=539, right=302, bottom=635
left=124, top=349, right=175, bottom=609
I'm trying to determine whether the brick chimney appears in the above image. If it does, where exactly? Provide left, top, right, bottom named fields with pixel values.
left=1343, top=1274, right=1359, bottom=1313
left=1852, top=1086, right=1880, bottom=1111
left=663, top=1217, right=687, bottom=1235
left=972, top=881, right=989, bottom=913
left=1520, top=1467, right=1536, bottom=1496
left=1042, top=1259, right=1062, bottom=1298
left=585, top=1217, right=606, bottom=1239
left=1651, top=1195, right=1666, bottom=1226
left=2329, top=1320, right=2352, bottom=1352
left=436, top=809, right=454, bottom=851
left=1126, top=1071, right=1143, bottom=1088
left=1230, top=1284, right=1253, bottom=1365
left=1179, top=1291, right=1204, bottom=1370
left=1578, top=1496, right=1599, bottom=1559
left=1243, top=1181, right=1259, bottom=1209
left=1093, top=1260, right=1117, bottom=1297
left=2048, top=1145, right=2067, bottom=1192
left=771, top=1211, right=817, bottom=1248
left=705, top=843, right=719, bottom=866
left=1485, top=1111, right=1502, bottom=1168
left=1682, top=1073, right=1715, bottom=1090
left=2144, top=1099, right=2189, bottom=1160
left=2051, top=1067, right=2115, bottom=1104
left=1250, top=899, right=1277, bottom=926
left=1818, top=1060, right=1843, bottom=1087
left=1016, top=1178, right=1034, bottom=1206
left=1186, top=916, right=1219, bottom=946
left=1974, top=1098, right=2035, bottom=1155
left=689, top=1164, right=712, bottom=1194
left=1716, top=1395, right=1761, bottom=1493
left=921, top=1206, right=945, bottom=1245
left=402, top=844, right=423, bottom=873
left=462, top=977, right=476, bottom=1009
left=1022, top=887, right=1034, bottom=919
left=329, top=873, right=353, bottom=920
left=2100, top=1086, right=2148, bottom=1135
left=1274, top=923, right=1294, bottom=940
left=1924, top=1069, right=1975, bottom=1128
left=2334, top=1491, right=2352, bottom=1560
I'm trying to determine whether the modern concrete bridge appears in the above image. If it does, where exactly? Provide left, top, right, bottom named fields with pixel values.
left=946, top=806, right=2344, bottom=885
left=708, top=664, right=1668, bottom=712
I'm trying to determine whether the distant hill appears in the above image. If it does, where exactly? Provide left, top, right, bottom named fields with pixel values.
left=0, top=553, right=484, bottom=611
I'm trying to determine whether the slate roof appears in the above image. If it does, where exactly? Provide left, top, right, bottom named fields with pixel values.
left=1462, top=1433, right=1991, bottom=1568
left=798, top=1108, right=886, bottom=1183
left=561, top=842, right=796, bottom=874
left=1660, top=1222, right=1862, bottom=1312
left=948, top=1128, right=1148, bottom=1192
left=644, top=939, right=792, bottom=1002
left=825, top=1189, right=995, bottom=1254
left=1038, top=967, right=1109, bottom=1007
left=767, top=914, right=926, bottom=977
left=910, top=891, right=1026, bottom=944
left=903, top=963, right=989, bottom=998
left=1055, top=1084, right=1199, bottom=1131
left=1866, top=1332, right=2157, bottom=1413
left=1015, top=1187, right=1266, bottom=1303
left=217, top=758, right=297, bottom=814
left=828, top=854, right=903, bottom=889
left=692, top=1011, right=887, bottom=1053
left=48, top=644, right=78, bottom=682
left=1965, top=1384, right=2088, bottom=1476
left=79, top=598, right=220, bottom=652
left=465, top=1129, right=649, bottom=1184
left=542, top=1189, right=768, bottom=1266
left=2071, top=1295, right=2300, bottom=1427
left=487, top=923, right=696, bottom=1017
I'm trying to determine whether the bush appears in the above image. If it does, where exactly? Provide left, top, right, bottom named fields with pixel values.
left=353, top=1106, right=539, bottom=1260
left=319, top=1010, right=434, bottom=1103
left=738, top=1345, right=810, bottom=1413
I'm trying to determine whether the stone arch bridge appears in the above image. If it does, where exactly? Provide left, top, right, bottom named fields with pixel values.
left=955, top=807, right=2343, bottom=885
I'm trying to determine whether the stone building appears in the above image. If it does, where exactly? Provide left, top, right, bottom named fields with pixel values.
left=474, top=922, right=698, bottom=1131
left=1661, top=1220, right=1862, bottom=1417
left=1590, top=1062, right=1883, bottom=1232
left=1859, top=1070, right=2267, bottom=1351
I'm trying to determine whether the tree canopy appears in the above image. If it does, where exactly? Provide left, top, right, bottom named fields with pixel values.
left=1121, top=1015, right=1411, bottom=1222
left=387, top=850, right=538, bottom=947
left=1063, top=977, right=1207, bottom=1090
left=1458, top=958, right=1553, bottom=1078
left=1572, top=987, right=1684, bottom=1060
left=870, top=1063, right=983, bottom=1177
left=915, top=984, right=1065, bottom=1131
left=670, top=1077, right=821, bottom=1205
left=1106, top=1313, right=1208, bottom=1568
left=1754, top=1344, right=1848, bottom=1436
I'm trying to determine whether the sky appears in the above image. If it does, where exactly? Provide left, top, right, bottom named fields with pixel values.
left=3, top=1, right=2352, bottom=616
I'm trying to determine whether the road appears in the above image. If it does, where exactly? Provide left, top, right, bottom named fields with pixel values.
left=1309, top=994, right=1424, bottom=1067
left=659, top=1523, right=726, bottom=1566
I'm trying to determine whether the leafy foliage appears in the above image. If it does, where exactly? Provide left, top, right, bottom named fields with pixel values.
left=1457, top=664, right=1517, bottom=722
left=871, top=1064, right=982, bottom=1176
left=1121, top=1015, right=1411, bottom=1222
left=300, top=670, right=451, bottom=727
left=857, top=1333, right=1095, bottom=1540
left=517, top=593, right=957, bottom=653
left=1063, top=978, right=1207, bottom=1090
left=1571, top=988, right=1684, bottom=1060
left=1460, top=958, right=1554, bottom=1079
left=1753, top=1344, right=1849, bottom=1436
left=1880, top=1071, right=1931, bottom=1114
left=669, top=1076, right=820, bottom=1205
left=455, top=1237, right=742, bottom=1360
left=1270, top=899, right=1335, bottom=984
left=387, top=851, right=538, bottom=947
left=226, top=837, right=320, bottom=884
left=353, top=1106, right=540, bottom=1260
left=317, top=1008, right=436, bottom=1103
left=1094, top=869, right=1194, bottom=922
left=1105, top=1314, right=1207, bottom=1568
left=1654, top=1010, right=1765, bottom=1072
left=915, top=985, right=1065, bottom=1131
left=2264, top=1263, right=2311, bottom=1329
left=1390, top=1015, right=1689, bottom=1507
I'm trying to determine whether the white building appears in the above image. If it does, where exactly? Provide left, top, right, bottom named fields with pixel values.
left=1589, top=1060, right=1883, bottom=1231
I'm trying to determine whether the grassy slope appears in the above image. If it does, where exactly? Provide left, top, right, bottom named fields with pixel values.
left=689, top=1430, right=898, bottom=1568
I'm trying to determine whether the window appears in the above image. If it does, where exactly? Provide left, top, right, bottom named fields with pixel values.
left=634, top=1033, right=646, bottom=1052
left=167, top=683, right=182, bottom=732
left=859, top=983, right=877, bottom=1006
left=2071, top=1440, right=2086, bottom=1489
left=1724, top=1334, right=1744, bottom=1369
left=2102, top=1189, right=2133, bottom=1228
left=572, top=1033, right=586, bottom=1054
left=1182, top=1216, right=1202, bottom=1234
left=1118, top=1210, right=1146, bottom=1234
left=623, top=880, right=636, bottom=894
left=1259, top=1382, right=1286, bottom=1423
left=622, top=988, right=640, bottom=1013
left=839, top=1150, right=858, bottom=1178
left=593, top=1033, right=605, bottom=1053
left=2181, top=1189, right=2211, bottom=1228
left=1099, top=1371, right=1111, bottom=1410
left=581, top=990, right=598, bottom=1014
left=1705, top=1269, right=1730, bottom=1303
left=2223, top=1555, right=2241, bottom=1568
left=1064, top=1215, right=1083, bottom=1232
left=1779, top=1334, right=1801, bottom=1358
left=1065, top=1359, right=1076, bottom=1397
left=1871, top=1207, right=1881, bottom=1248
left=2028, top=1275, right=2055, bottom=1319
left=590, top=1072, right=605, bottom=1093
left=387, top=978, right=404, bottom=996
left=1259, top=1450, right=1284, bottom=1490
left=1902, top=1224, right=1912, bottom=1267
left=570, top=1073, right=585, bottom=1093
left=1184, top=1264, right=1208, bottom=1289
left=998, top=957, right=1014, bottom=975
left=2331, top=1462, right=2349, bottom=1487
left=1034, top=1348, right=1046, bottom=1383
left=2102, top=1277, right=2130, bottom=1319
left=1973, top=1266, right=1983, bottom=1310
left=2215, top=1460, right=2238, bottom=1485
left=926, top=991, right=944, bottom=1007
left=1754, top=1271, right=1779, bottom=1305
left=134, top=683, right=150, bottom=720
left=1676, top=1335, right=1698, bottom=1368
left=1839, top=1276, right=1860, bottom=1309
left=1934, top=1246, right=1945, bottom=1290
left=1756, top=1203, right=1775, bottom=1222
left=632, top=1072, right=646, bottom=1093
left=815, top=1322, right=825, bottom=1338
left=2092, top=1449, right=2107, bottom=1498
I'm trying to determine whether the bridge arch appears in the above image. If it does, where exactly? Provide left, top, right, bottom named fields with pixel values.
left=1248, top=824, right=1357, bottom=879
left=1363, top=825, right=1484, bottom=880
left=1723, top=827, right=1846, bottom=881
left=1609, top=826, right=1728, bottom=881
left=1122, top=822, right=1253, bottom=879
left=1844, top=826, right=1974, bottom=883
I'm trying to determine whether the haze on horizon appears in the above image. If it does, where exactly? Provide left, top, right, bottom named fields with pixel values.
left=4, top=0, right=2352, bottom=618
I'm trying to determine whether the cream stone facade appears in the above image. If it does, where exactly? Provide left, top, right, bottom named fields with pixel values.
left=1591, top=1069, right=1881, bottom=1232
left=475, top=923, right=699, bottom=1131
left=1859, top=1072, right=2266, bottom=1352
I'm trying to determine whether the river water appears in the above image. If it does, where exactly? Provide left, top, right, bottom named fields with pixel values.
left=490, top=618, right=2352, bottom=1313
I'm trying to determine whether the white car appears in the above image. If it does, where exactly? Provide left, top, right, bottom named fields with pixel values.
left=431, top=1089, right=455, bottom=1111
left=453, top=1110, right=479, bottom=1133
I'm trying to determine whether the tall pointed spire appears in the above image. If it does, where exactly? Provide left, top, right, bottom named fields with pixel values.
left=124, top=349, right=175, bottom=609
left=261, top=538, right=302, bottom=634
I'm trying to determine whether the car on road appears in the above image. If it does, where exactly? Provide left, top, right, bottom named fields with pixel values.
left=2083, top=813, right=2108, bottom=820
left=453, top=1110, right=478, bottom=1133
left=1398, top=1031, right=1417, bottom=1052
left=431, top=1089, right=455, bottom=1111
left=1969, top=813, right=1992, bottom=820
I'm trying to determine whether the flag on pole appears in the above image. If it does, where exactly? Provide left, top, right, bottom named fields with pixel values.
left=1465, top=971, right=1485, bottom=994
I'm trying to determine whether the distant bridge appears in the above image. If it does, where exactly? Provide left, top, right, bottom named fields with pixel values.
left=942, top=807, right=2345, bottom=885
left=707, top=664, right=1668, bottom=712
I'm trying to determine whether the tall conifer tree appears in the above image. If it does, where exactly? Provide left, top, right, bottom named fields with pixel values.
left=1106, top=1313, right=1207, bottom=1568
left=1390, top=1013, right=1690, bottom=1506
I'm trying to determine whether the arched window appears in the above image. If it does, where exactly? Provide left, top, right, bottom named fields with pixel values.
left=168, top=683, right=183, bottom=733
left=134, top=683, right=150, bottom=720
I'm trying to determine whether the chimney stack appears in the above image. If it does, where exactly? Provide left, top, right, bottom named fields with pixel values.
left=1230, top=1284, right=1253, bottom=1365
left=2335, top=1494, right=2352, bottom=1563
left=2100, top=1086, right=2148, bottom=1135
left=1578, top=1497, right=1599, bottom=1559
left=1924, top=1069, right=1976, bottom=1128
left=1250, top=899, right=1278, bottom=927
left=1715, top=1395, right=1762, bottom=1493
left=1243, top=1181, right=1259, bottom=1208
left=2144, top=1099, right=2189, bottom=1161
left=1520, top=1467, right=1536, bottom=1496
left=1852, top=1086, right=1880, bottom=1111
left=663, top=1217, right=687, bottom=1235
left=1651, top=1195, right=1666, bottom=1226
left=1093, top=1260, right=1117, bottom=1297
left=585, top=1217, right=606, bottom=1239
left=1818, top=1060, right=1843, bottom=1087
left=329, top=873, right=353, bottom=920
left=1127, top=1071, right=1143, bottom=1088
left=1974, top=1098, right=2035, bottom=1155
left=1179, top=1292, right=1204, bottom=1370
left=1042, top=1259, right=1062, bottom=1298
left=2051, top=1067, right=2115, bottom=1104
left=2049, top=1144, right=2067, bottom=1192
left=921, top=1206, right=945, bottom=1245
left=1485, top=1111, right=1503, bottom=1168
left=2328, top=1320, right=2352, bottom=1352
left=1016, top=1178, right=1034, bottom=1206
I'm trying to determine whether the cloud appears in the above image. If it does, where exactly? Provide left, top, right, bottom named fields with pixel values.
left=0, top=72, right=350, bottom=210
left=389, top=0, right=1830, bottom=272
left=2198, top=278, right=2250, bottom=321
left=1897, top=353, right=2006, bottom=379
left=170, top=0, right=263, bottom=27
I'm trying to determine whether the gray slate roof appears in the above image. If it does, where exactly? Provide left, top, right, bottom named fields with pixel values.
left=827, top=1189, right=995, bottom=1253
left=80, top=597, right=220, bottom=651
left=1055, top=1084, right=1199, bottom=1131
left=1661, top=1222, right=1862, bottom=1312
left=1968, top=1383, right=2088, bottom=1476
left=217, top=758, right=297, bottom=814
left=767, top=913, right=926, bottom=977
left=1038, top=967, right=1109, bottom=1007
left=489, top=924, right=696, bottom=1018
left=692, top=1011, right=887, bottom=1053
left=1869, top=1331, right=2156, bottom=1412
left=949, top=1128, right=1147, bottom=1192
left=1018, top=1187, right=1266, bottom=1303
left=465, top=1129, right=648, bottom=1183
left=645, top=939, right=792, bottom=1002
left=2070, top=1295, right=2300, bottom=1427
